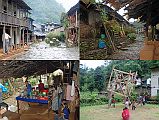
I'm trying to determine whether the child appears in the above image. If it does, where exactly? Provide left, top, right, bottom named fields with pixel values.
left=63, top=103, right=70, bottom=120
left=112, top=95, right=116, bottom=108
left=132, top=100, right=136, bottom=110
left=122, top=107, right=130, bottom=120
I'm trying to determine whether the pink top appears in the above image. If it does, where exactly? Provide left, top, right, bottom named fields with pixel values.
left=122, top=109, right=130, bottom=120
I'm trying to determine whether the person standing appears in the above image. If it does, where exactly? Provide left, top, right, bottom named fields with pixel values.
left=122, top=107, right=130, bottom=120
left=25, top=80, right=32, bottom=98
left=132, top=100, right=136, bottom=110
left=3, top=33, right=11, bottom=54
left=112, top=95, right=116, bottom=108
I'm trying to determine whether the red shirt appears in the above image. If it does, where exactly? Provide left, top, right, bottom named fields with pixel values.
left=38, top=83, right=44, bottom=92
left=122, top=109, right=130, bottom=120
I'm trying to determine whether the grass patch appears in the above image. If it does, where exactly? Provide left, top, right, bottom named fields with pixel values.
left=80, top=104, right=159, bottom=120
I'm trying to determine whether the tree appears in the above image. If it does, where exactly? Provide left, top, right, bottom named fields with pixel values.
left=88, top=81, right=95, bottom=94
left=94, top=67, right=105, bottom=92
left=60, top=12, right=69, bottom=29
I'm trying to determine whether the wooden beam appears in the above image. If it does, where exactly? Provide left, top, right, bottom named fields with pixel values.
left=113, top=68, right=135, bottom=75
left=2, top=25, right=5, bottom=54
left=0, top=0, right=2, bottom=12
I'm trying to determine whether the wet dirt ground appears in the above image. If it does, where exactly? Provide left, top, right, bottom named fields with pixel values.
left=107, top=35, right=144, bottom=60
left=14, top=41, right=79, bottom=60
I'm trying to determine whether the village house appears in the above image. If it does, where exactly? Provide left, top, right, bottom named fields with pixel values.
left=80, top=0, right=132, bottom=59
left=33, top=23, right=46, bottom=41
left=0, top=0, right=33, bottom=54
left=151, top=67, right=159, bottom=96
left=135, top=76, right=151, bottom=96
left=51, top=25, right=64, bottom=33
left=41, top=22, right=61, bottom=33
left=66, top=2, right=79, bottom=47
left=80, top=0, right=130, bottom=39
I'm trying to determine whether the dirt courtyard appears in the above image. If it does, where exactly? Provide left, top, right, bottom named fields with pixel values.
left=80, top=104, right=159, bottom=120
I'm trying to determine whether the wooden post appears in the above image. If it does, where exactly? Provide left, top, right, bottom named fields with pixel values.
left=11, top=0, right=14, bottom=17
left=2, top=25, right=6, bottom=54
left=15, top=27, right=18, bottom=49
left=0, top=0, right=2, bottom=11
left=27, top=29, right=29, bottom=45
left=6, top=0, right=8, bottom=14
left=10, top=26, right=13, bottom=51
left=17, top=4, right=19, bottom=19
left=152, top=26, right=155, bottom=40
left=146, top=0, right=152, bottom=40
left=75, top=10, right=78, bottom=27
left=17, top=100, right=20, bottom=113
left=22, top=29, right=24, bottom=47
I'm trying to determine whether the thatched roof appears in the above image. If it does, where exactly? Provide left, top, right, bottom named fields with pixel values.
left=0, top=61, right=64, bottom=79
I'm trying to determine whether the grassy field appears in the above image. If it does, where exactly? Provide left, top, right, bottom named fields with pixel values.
left=80, top=103, right=159, bottom=120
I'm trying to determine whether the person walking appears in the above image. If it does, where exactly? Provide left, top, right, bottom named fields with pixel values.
left=3, top=33, right=11, bottom=54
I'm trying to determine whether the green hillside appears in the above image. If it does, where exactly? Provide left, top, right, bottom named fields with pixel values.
left=24, top=0, right=65, bottom=23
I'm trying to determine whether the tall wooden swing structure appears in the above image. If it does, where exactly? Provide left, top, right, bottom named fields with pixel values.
left=107, top=68, right=137, bottom=107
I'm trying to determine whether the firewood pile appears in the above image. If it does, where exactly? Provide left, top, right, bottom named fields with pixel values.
left=80, top=22, right=94, bottom=39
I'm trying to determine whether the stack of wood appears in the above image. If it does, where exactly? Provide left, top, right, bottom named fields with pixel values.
left=80, top=22, right=93, bottom=39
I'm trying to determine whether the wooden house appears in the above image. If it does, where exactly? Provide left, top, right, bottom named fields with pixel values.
left=80, top=0, right=131, bottom=59
left=42, top=22, right=61, bottom=33
left=80, top=0, right=130, bottom=39
left=0, top=0, right=33, bottom=54
left=151, top=67, right=159, bottom=96
left=66, top=2, right=79, bottom=47
left=135, top=76, right=151, bottom=96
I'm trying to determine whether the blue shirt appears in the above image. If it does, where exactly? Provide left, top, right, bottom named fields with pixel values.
left=27, top=84, right=32, bottom=95
left=63, top=107, right=70, bottom=119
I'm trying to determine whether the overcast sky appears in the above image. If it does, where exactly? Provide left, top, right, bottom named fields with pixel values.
left=80, top=60, right=106, bottom=69
left=57, top=0, right=79, bottom=12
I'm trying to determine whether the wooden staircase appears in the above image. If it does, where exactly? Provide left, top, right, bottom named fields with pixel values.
left=114, top=31, right=120, bottom=40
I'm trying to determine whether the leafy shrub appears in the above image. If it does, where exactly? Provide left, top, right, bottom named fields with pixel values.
left=114, top=94, right=123, bottom=102
left=124, top=27, right=136, bottom=35
left=127, top=33, right=137, bottom=41
left=45, top=31, right=65, bottom=45
left=80, top=92, right=109, bottom=106
left=59, top=32, right=65, bottom=42
left=130, top=92, right=138, bottom=101
left=147, top=96, right=159, bottom=104
left=109, top=20, right=121, bottom=33
left=157, top=93, right=159, bottom=102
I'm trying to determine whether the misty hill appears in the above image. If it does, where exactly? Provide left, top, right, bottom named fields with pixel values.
left=24, top=0, right=65, bottom=23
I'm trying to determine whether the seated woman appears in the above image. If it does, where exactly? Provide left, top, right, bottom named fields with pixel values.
left=38, top=80, right=45, bottom=92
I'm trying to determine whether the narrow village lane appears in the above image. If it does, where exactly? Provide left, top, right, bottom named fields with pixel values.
left=107, top=35, right=144, bottom=60
left=14, top=41, right=79, bottom=60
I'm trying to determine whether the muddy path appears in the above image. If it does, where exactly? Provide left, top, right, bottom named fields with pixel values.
left=107, top=35, right=144, bottom=60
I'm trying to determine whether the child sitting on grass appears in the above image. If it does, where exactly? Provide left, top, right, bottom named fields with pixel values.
left=122, top=107, right=130, bottom=120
